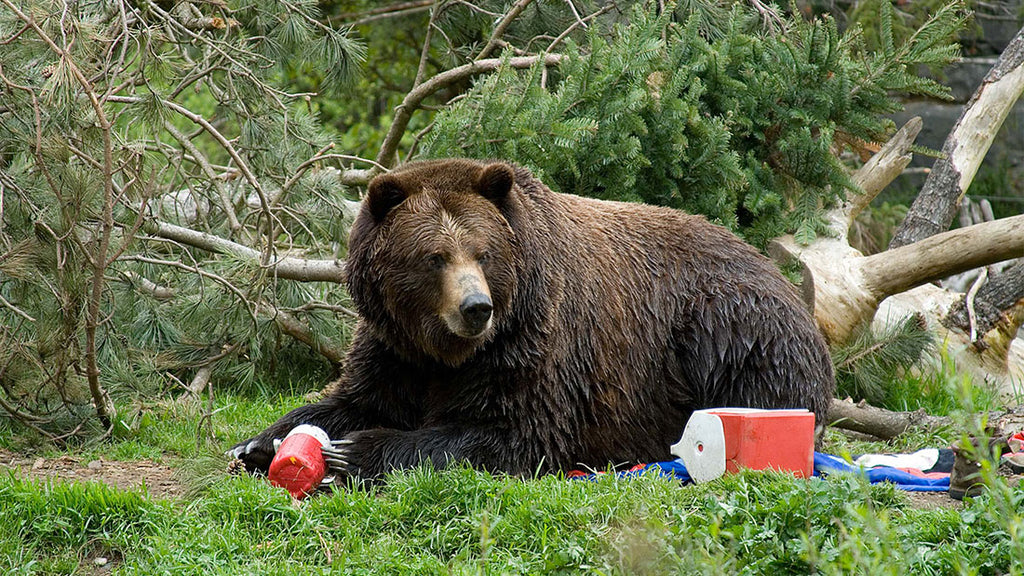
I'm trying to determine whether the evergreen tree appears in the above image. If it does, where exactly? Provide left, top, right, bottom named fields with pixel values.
left=424, top=1, right=967, bottom=247
left=0, top=0, right=363, bottom=437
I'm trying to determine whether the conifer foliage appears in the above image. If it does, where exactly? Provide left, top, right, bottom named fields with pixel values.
left=425, top=2, right=966, bottom=247
left=0, top=0, right=363, bottom=437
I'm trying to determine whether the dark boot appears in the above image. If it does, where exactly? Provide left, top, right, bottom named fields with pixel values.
left=949, top=436, right=1009, bottom=501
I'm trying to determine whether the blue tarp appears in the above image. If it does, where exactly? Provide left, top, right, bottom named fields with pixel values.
left=812, top=452, right=950, bottom=492
left=572, top=452, right=951, bottom=492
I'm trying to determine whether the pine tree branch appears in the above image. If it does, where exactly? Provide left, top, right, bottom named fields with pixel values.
left=0, top=293, right=36, bottom=322
left=120, top=271, right=176, bottom=301
left=118, top=268, right=346, bottom=365
left=163, top=121, right=242, bottom=234
left=375, top=53, right=565, bottom=168
left=121, top=255, right=258, bottom=324
left=255, top=303, right=346, bottom=365
left=2, top=0, right=118, bottom=427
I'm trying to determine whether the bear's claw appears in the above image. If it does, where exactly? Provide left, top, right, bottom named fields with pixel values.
left=321, top=445, right=355, bottom=475
left=226, top=436, right=276, bottom=474
left=226, top=439, right=261, bottom=460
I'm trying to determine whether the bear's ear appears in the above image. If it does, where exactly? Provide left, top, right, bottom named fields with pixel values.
left=365, top=174, right=410, bottom=222
left=476, top=163, right=515, bottom=203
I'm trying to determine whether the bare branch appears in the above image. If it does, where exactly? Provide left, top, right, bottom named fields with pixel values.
left=828, top=398, right=952, bottom=439
left=476, top=0, right=535, bottom=60
left=847, top=117, right=923, bottom=223
left=0, top=293, right=36, bottom=322
left=121, top=271, right=176, bottom=301
left=331, top=1, right=433, bottom=25
left=147, top=220, right=348, bottom=283
left=890, top=25, right=1024, bottom=248
left=865, top=214, right=1024, bottom=297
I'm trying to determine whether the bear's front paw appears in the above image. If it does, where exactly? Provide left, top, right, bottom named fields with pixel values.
left=226, top=435, right=277, bottom=475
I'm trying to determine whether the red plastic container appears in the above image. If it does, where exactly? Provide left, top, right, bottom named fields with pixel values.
left=709, top=408, right=815, bottom=478
left=268, top=425, right=329, bottom=499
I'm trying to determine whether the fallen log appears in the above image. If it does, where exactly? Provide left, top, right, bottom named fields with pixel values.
left=828, top=398, right=953, bottom=440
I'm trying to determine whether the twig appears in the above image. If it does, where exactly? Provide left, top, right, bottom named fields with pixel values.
left=413, top=1, right=442, bottom=87
left=288, top=301, right=359, bottom=319
left=545, top=4, right=615, bottom=54
left=476, top=0, right=535, bottom=60
left=331, top=0, right=432, bottom=25
left=0, top=293, right=36, bottom=322
left=966, top=267, right=988, bottom=342
left=163, top=121, right=242, bottom=233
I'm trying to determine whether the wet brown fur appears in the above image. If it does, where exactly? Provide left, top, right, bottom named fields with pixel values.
left=231, top=159, right=835, bottom=477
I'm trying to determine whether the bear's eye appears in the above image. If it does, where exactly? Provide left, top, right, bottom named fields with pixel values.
left=427, top=254, right=446, bottom=270
left=477, top=251, right=490, bottom=265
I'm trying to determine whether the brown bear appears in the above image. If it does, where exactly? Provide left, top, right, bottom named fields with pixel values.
left=229, top=159, right=834, bottom=478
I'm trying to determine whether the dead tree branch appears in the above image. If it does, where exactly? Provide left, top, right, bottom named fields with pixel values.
left=146, top=220, right=347, bottom=283
left=828, top=398, right=953, bottom=439
left=890, top=24, right=1024, bottom=248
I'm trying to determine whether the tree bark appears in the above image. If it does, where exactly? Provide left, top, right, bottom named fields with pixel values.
left=944, top=261, right=1024, bottom=336
left=889, top=25, right=1024, bottom=249
left=827, top=398, right=952, bottom=440
left=149, top=220, right=348, bottom=283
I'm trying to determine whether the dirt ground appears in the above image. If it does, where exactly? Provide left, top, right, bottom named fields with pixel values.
left=0, top=449, right=186, bottom=500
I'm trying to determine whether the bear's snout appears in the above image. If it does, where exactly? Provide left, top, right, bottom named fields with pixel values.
left=460, top=293, right=493, bottom=333
left=441, top=265, right=494, bottom=339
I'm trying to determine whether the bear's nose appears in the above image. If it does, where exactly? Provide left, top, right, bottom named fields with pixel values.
left=460, top=293, right=493, bottom=331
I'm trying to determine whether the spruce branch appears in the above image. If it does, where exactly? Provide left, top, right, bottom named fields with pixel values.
left=376, top=53, right=565, bottom=167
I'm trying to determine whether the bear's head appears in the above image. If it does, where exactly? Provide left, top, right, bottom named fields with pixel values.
left=347, top=160, right=520, bottom=366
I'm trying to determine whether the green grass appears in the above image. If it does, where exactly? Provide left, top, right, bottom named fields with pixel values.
left=3, top=458, right=1024, bottom=574
left=2, top=385, right=1023, bottom=574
